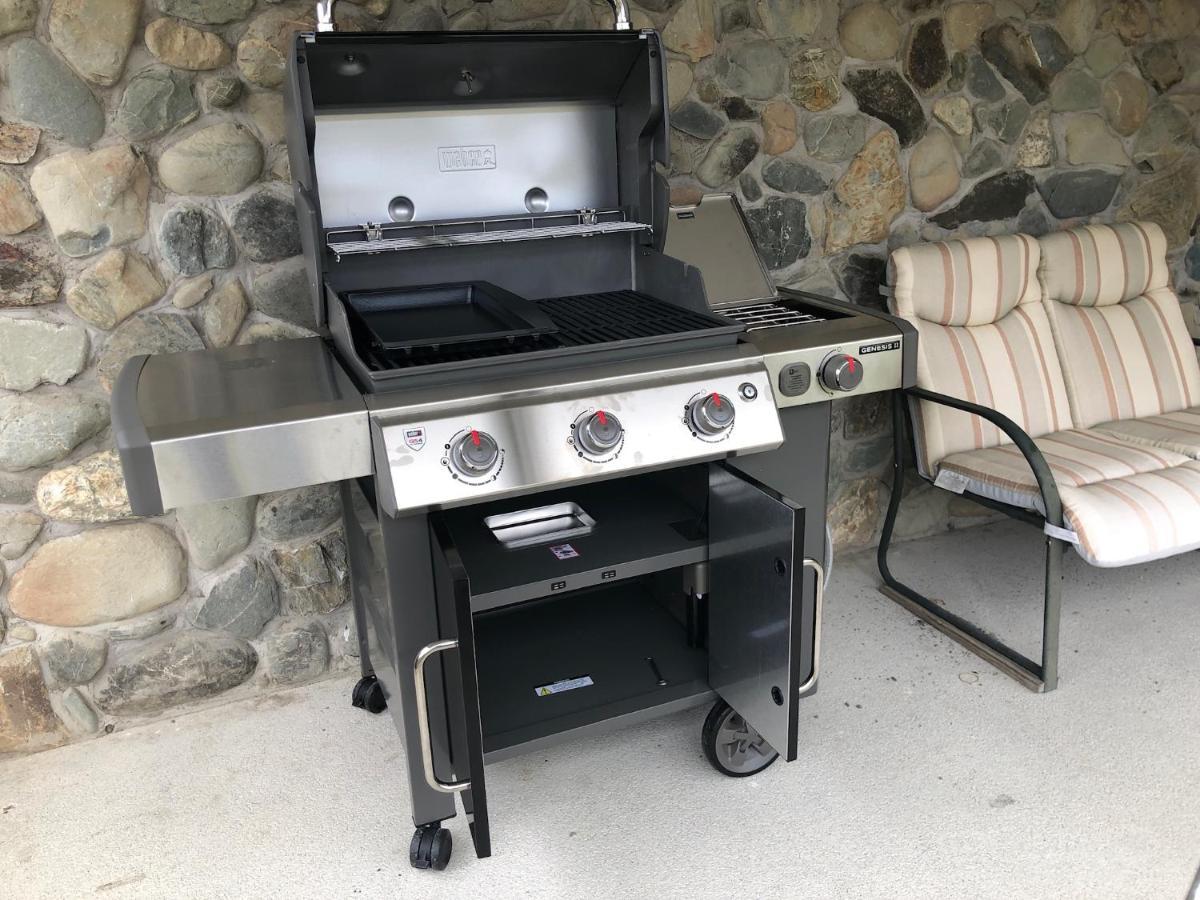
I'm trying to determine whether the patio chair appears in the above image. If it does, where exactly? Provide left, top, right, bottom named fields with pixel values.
left=877, top=223, right=1200, bottom=692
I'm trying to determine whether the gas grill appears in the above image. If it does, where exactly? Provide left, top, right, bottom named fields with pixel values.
left=111, top=7, right=915, bottom=873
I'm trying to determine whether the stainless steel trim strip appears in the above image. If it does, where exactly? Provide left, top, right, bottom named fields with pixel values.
left=413, top=638, right=470, bottom=794
left=798, top=558, right=824, bottom=695
left=328, top=220, right=649, bottom=258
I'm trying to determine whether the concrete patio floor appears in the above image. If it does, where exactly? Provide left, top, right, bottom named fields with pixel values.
left=4, top=519, right=1200, bottom=899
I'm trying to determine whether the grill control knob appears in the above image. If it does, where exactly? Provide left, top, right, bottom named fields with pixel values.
left=689, top=393, right=735, bottom=436
left=576, top=410, right=623, bottom=455
left=819, top=354, right=863, bottom=392
left=449, top=430, right=500, bottom=477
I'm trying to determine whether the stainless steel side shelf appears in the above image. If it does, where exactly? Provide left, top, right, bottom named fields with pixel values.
left=325, top=209, right=651, bottom=260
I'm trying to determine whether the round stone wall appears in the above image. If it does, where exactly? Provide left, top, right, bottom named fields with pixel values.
left=0, top=0, right=1198, bottom=753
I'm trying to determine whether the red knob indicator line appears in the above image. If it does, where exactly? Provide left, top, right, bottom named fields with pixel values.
left=711, top=392, right=721, bottom=406
left=597, top=411, right=607, bottom=425
left=470, top=429, right=480, bottom=446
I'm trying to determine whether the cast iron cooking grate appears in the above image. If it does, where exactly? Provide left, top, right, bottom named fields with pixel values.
left=360, top=290, right=740, bottom=371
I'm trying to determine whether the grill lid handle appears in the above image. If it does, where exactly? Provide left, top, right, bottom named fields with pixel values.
left=316, top=0, right=628, bottom=31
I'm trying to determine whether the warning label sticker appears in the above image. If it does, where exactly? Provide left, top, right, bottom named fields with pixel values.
left=549, top=543, right=579, bottom=560
left=534, top=676, right=594, bottom=697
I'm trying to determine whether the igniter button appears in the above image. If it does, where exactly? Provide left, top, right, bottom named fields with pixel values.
left=738, top=382, right=758, bottom=401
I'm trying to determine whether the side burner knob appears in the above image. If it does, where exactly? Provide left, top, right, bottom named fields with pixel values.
left=449, top=430, right=500, bottom=477
left=576, top=411, right=623, bottom=455
left=689, top=393, right=735, bottom=436
left=819, top=354, right=863, bottom=392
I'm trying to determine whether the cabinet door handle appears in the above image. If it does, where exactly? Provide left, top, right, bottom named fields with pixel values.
left=413, top=638, right=471, bottom=794
left=797, top=558, right=824, bottom=695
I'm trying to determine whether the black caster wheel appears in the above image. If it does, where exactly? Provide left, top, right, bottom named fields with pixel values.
left=701, top=699, right=779, bottom=777
left=351, top=675, right=387, bottom=714
left=409, top=824, right=452, bottom=871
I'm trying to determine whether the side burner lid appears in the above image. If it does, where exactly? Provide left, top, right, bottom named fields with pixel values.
left=663, top=194, right=777, bottom=309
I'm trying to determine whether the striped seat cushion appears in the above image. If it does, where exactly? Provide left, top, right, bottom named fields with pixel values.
left=888, top=234, right=1072, bottom=476
left=936, top=428, right=1189, bottom=512
left=1094, top=407, right=1200, bottom=459
left=1039, top=222, right=1200, bottom=428
left=1059, top=462, right=1200, bottom=567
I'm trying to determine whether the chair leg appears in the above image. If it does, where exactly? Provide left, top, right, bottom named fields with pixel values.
left=876, top=392, right=1065, bottom=693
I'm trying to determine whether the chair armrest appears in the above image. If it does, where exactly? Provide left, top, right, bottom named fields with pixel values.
left=904, top=386, right=1064, bottom=528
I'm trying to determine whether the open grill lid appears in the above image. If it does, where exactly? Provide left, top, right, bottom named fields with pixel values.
left=284, top=9, right=670, bottom=330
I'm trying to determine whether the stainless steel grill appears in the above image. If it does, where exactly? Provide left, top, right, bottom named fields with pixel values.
left=719, top=300, right=827, bottom=331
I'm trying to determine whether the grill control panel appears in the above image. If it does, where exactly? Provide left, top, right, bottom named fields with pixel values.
left=372, top=358, right=782, bottom=516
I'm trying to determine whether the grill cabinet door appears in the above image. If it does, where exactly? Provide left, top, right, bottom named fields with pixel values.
left=430, top=519, right=491, bottom=859
left=707, top=464, right=808, bottom=762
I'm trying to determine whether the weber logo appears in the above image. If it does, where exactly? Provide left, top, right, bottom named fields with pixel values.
left=438, top=144, right=496, bottom=172
left=403, top=427, right=426, bottom=451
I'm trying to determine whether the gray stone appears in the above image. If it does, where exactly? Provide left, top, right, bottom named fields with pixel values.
left=1055, top=0, right=1097, bottom=54
left=158, top=204, right=235, bottom=276
left=719, top=97, right=755, bottom=121
left=1160, top=0, right=1200, bottom=41
left=803, top=115, right=867, bottom=162
left=1136, top=42, right=1183, bottom=94
left=30, top=145, right=151, bottom=258
left=237, top=321, right=316, bottom=345
left=8, top=523, right=185, bottom=627
left=249, top=258, right=315, bottom=329
left=201, top=279, right=247, bottom=347
left=760, top=159, right=827, bottom=195
left=1037, top=169, right=1121, bottom=219
left=177, top=496, right=255, bottom=570
left=57, top=687, right=100, bottom=734
left=0, top=242, right=60, bottom=308
left=191, top=557, right=277, bottom=639
left=696, top=128, right=759, bottom=187
left=35, top=450, right=132, bottom=524
left=271, top=530, right=350, bottom=616
left=42, top=631, right=107, bottom=688
left=719, top=1, right=757, bottom=33
left=1064, top=113, right=1129, bottom=167
left=265, top=620, right=328, bottom=684
left=230, top=190, right=301, bottom=262
left=172, top=274, right=212, bottom=309
left=1186, top=243, right=1200, bottom=282
left=158, top=123, right=263, bottom=196
left=713, top=40, right=785, bottom=100
left=843, top=68, right=927, bottom=148
left=1085, top=34, right=1125, bottom=77
left=755, top=0, right=821, bottom=40
left=156, top=0, right=254, bottom=25
left=237, top=6, right=316, bottom=88
left=838, top=2, right=900, bottom=61
left=256, top=483, right=340, bottom=542
left=906, top=18, right=949, bottom=94
left=980, top=23, right=1055, bottom=104
left=1017, top=204, right=1052, bottom=237
left=929, top=171, right=1035, bottom=228
left=104, top=609, right=174, bottom=642
left=1132, top=102, right=1191, bottom=173
left=977, top=98, right=1031, bottom=144
left=947, top=53, right=967, bottom=92
left=114, top=68, right=200, bottom=141
left=963, top=139, right=1004, bottom=178
left=202, top=76, right=243, bottom=109
left=1121, top=157, right=1200, bottom=250
left=0, top=392, right=107, bottom=471
left=0, top=0, right=38, bottom=36
left=965, top=54, right=1005, bottom=102
left=0, top=510, right=41, bottom=559
left=1028, top=26, right=1072, bottom=77
left=97, top=312, right=204, bottom=390
left=5, top=39, right=105, bottom=147
left=93, top=631, right=257, bottom=715
left=944, top=2, right=993, bottom=52
left=832, top=253, right=887, bottom=309
left=661, top=0, right=715, bottom=63
left=0, top=472, right=38, bottom=505
left=670, top=100, right=723, bottom=140
left=1050, top=69, right=1100, bottom=112
left=66, top=249, right=164, bottom=330
left=739, top=173, right=761, bottom=203
left=0, top=646, right=65, bottom=753
left=744, top=198, right=810, bottom=270
left=0, top=318, right=89, bottom=391
left=48, top=0, right=140, bottom=86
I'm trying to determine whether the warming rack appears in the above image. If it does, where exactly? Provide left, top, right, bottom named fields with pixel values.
left=326, top=208, right=651, bottom=260
left=718, top=301, right=826, bottom=332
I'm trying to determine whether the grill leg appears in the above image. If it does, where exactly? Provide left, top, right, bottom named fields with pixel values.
left=876, top=392, right=1065, bottom=693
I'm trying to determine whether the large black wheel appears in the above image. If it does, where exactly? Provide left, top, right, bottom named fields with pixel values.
left=701, top=699, right=779, bottom=777
left=351, top=675, right=387, bottom=714
left=409, top=824, right=452, bottom=871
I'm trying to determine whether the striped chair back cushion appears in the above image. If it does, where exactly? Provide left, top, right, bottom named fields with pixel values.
left=888, top=234, right=1072, bottom=475
left=1038, top=222, right=1200, bottom=428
